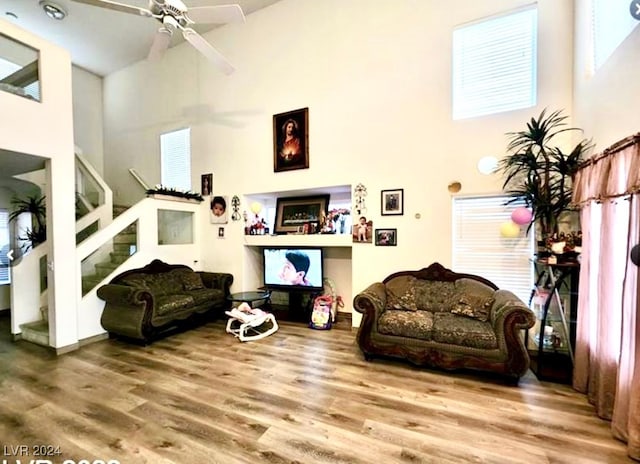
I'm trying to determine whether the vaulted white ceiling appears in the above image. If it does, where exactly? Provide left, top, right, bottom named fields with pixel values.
left=1, top=0, right=282, bottom=76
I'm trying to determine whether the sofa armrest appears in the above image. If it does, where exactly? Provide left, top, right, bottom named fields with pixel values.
left=97, top=283, right=151, bottom=307
left=353, top=282, right=387, bottom=317
left=353, top=282, right=387, bottom=357
left=198, top=272, right=234, bottom=296
left=490, top=290, right=535, bottom=330
left=490, top=289, right=536, bottom=377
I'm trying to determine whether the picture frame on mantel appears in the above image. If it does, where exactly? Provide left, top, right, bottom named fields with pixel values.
left=273, top=107, right=309, bottom=172
left=274, top=194, right=329, bottom=234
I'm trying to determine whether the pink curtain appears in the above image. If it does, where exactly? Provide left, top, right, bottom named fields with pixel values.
left=572, top=134, right=640, bottom=461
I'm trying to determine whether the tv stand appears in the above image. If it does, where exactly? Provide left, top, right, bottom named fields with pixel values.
left=267, top=288, right=321, bottom=323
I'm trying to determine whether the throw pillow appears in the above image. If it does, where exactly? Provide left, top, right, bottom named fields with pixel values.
left=182, top=271, right=205, bottom=291
left=450, top=294, right=494, bottom=322
left=385, top=276, right=418, bottom=311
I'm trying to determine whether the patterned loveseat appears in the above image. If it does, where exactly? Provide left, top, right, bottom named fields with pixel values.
left=353, top=263, right=535, bottom=383
left=97, top=259, right=233, bottom=343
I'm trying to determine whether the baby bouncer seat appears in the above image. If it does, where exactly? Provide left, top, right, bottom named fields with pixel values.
left=225, top=302, right=279, bottom=342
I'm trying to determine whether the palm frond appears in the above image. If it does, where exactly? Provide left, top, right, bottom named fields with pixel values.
left=498, top=109, right=592, bottom=236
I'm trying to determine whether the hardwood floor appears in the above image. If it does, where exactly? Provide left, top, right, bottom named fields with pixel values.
left=0, top=313, right=632, bottom=463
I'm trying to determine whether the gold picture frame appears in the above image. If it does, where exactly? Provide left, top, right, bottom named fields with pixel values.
left=274, top=194, right=329, bottom=234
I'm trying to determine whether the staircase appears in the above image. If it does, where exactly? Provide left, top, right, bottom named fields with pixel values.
left=20, top=205, right=135, bottom=346
left=81, top=216, right=136, bottom=295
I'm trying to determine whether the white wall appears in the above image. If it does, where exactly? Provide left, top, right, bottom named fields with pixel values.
left=0, top=19, right=77, bottom=348
left=72, top=67, right=104, bottom=174
left=573, top=1, right=640, bottom=152
left=102, top=0, right=575, bottom=319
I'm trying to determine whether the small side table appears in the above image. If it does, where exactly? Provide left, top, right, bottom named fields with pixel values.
left=227, top=290, right=272, bottom=309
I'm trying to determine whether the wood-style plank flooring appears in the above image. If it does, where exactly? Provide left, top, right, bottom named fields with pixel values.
left=0, top=313, right=632, bottom=463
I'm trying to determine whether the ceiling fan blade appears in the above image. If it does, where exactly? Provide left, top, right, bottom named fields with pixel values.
left=182, top=29, right=235, bottom=75
left=148, top=28, right=172, bottom=61
left=69, top=0, right=152, bottom=17
left=186, top=5, right=246, bottom=24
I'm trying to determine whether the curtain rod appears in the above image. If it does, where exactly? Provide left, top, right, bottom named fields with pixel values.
left=576, top=132, right=640, bottom=172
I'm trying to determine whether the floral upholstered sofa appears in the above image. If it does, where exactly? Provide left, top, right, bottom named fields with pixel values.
left=353, top=263, right=535, bottom=383
left=97, top=259, right=233, bottom=343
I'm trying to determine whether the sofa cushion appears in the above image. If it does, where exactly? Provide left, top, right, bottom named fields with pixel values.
left=454, top=278, right=495, bottom=299
left=385, top=276, right=418, bottom=311
left=156, top=294, right=196, bottom=316
left=378, top=310, right=434, bottom=340
left=414, top=280, right=456, bottom=312
left=451, top=294, right=495, bottom=322
left=170, top=268, right=205, bottom=291
left=450, top=278, right=496, bottom=322
left=432, top=312, right=498, bottom=349
left=188, top=288, right=225, bottom=306
left=120, top=273, right=152, bottom=290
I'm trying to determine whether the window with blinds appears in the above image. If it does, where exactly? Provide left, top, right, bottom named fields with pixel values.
left=452, top=5, right=537, bottom=120
left=0, top=210, right=10, bottom=285
left=160, top=128, right=191, bottom=191
left=452, top=195, right=534, bottom=304
left=591, top=0, right=638, bottom=72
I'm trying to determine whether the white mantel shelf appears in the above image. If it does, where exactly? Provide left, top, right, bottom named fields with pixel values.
left=243, top=234, right=353, bottom=247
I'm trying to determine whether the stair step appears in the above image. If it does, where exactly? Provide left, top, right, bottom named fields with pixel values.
left=20, top=320, right=49, bottom=347
left=114, top=233, right=137, bottom=244
left=113, top=243, right=136, bottom=253
left=110, top=252, right=131, bottom=264
left=123, top=223, right=137, bottom=234
left=113, top=204, right=130, bottom=217
left=95, top=262, right=119, bottom=274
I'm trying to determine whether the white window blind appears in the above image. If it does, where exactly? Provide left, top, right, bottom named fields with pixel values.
left=0, top=210, right=11, bottom=285
left=592, top=0, right=638, bottom=72
left=160, top=128, right=191, bottom=191
left=452, top=196, right=534, bottom=304
left=452, top=5, right=537, bottom=120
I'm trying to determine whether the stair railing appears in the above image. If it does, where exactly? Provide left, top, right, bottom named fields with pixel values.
left=75, top=153, right=113, bottom=236
left=128, top=168, right=150, bottom=191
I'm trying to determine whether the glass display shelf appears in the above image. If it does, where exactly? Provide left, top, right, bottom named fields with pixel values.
left=526, top=260, right=579, bottom=383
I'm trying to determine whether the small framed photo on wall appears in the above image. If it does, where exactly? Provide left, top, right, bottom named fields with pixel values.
left=381, top=189, right=404, bottom=216
left=201, top=173, right=213, bottom=196
left=375, top=228, right=397, bottom=246
left=210, top=195, right=228, bottom=224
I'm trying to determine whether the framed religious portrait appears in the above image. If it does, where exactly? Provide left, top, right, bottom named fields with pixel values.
left=381, top=188, right=404, bottom=216
left=273, top=107, right=309, bottom=172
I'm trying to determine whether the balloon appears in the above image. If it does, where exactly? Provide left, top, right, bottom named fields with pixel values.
left=500, top=221, right=521, bottom=238
left=511, top=207, right=533, bottom=225
left=250, top=202, right=263, bottom=215
left=631, top=244, right=640, bottom=266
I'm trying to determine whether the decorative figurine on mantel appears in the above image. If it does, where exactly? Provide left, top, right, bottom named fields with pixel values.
left=246, top=202, right=268, bottom=235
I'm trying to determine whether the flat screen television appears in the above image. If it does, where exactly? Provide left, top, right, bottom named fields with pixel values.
left=263, top=247, right=324, bottom=292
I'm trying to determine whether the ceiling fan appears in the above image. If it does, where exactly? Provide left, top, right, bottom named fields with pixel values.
left=70, top=0, right=245, bottom=74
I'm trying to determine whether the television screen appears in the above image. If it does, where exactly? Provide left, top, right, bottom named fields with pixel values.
left=263, top=247, right=324, bottom=291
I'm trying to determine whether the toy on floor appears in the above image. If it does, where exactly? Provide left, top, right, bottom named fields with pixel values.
left=225, top=302, right=278, bottom=342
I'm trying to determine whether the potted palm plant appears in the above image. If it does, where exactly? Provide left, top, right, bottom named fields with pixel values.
left=498, top=109, right=592, bottom=250
left=9, top=194, right=47, bottom=250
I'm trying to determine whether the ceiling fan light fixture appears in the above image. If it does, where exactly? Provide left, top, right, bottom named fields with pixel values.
left=40, top=1, right=67, bottom=20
